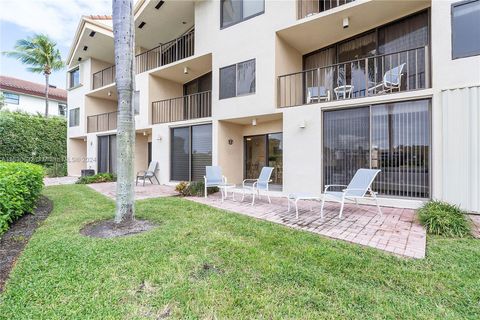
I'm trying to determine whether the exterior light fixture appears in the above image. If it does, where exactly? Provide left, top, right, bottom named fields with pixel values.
left=83, top=46, right=88, bottom=51
left=299, top=120, right=306, bottom=128
left=143, top=131, right=147, bottom=136
left=107, top=91, right=112, bottom=96
left=89, top=31, right=96, bottom=37
left=343, top=17, right=349, bottom=29
left=183, top=67, right=189, bottom=74
left=252, top=118, right=257, bottom=126
left=138, top=21, right=146, bottom=29
left=228, top=138, right=234, bottom=145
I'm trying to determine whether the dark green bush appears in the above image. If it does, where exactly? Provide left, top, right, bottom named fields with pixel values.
left=76, top=173, right=116, bottom=184
left=0, top=161, right=44, bottom=235
left=0, top=111, right=67, bottom=177
left=418, top=200, right=471, bottom=237
left=175, top=181, right=219, bottom=197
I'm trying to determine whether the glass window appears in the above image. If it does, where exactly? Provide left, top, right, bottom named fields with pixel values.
left=219, top=65, right=237, bottom=99
left=220, top=59, right=256, bottom=99
left=69, top=68, right=80, bottom=88
left=69, top=108, right=80, bottom=127
left=58, top=104, right=67, bottom=116
left=452, top=0, right=480, bottom=59
left=171, top=124, right=212, bottom=181
left=323, top=99, right=431, bottom=198
left=221, top=0, right=264, bottom=28
left=237, top=59, right=256, bottom=95
left=4, top=92, right=19, bottom=105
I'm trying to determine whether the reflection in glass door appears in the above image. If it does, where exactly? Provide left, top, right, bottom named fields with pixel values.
left=244, top=133, right=283, bottom=185
left=97, top=134, right=116, bottom=174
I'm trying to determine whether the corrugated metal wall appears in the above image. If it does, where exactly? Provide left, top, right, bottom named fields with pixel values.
left=441, top=86, right=480, bottom=213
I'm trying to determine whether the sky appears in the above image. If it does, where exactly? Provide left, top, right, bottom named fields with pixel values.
left=0, top=0, right=112, bottom=89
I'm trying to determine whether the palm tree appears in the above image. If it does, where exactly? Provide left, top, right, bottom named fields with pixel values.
left=113, top=0, right=136, bottom=223
left=3, top=34, right=64, bottom=117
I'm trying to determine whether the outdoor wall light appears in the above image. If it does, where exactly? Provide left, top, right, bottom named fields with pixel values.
left=156, top=135, right=162, bottom=141
left=143, top=131, right=147, bottom=136
left=343, top=17, right=349, bottom=29
left=252, top=118, right=257, bottom=126
left=107, top=91, right=112, bottom=96
left=83, top=137, right=87, bottom=142
left=228, top=138, right=234, bottom=145
left=299, top=120, right=306, bottom=129
left=183, top=67, right=189, bottom=74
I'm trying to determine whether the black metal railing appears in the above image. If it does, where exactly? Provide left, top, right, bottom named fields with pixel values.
left=152, top=91, right=211, bottom=124
left=92, top=65, right=116, bottom=90
left=87, top=111, right=118, bottom=133
left=136, top=28, right=194, bottom=74
left=297, top=0, right=356, bottom=19
left=278, top=46, right=430, bottom=108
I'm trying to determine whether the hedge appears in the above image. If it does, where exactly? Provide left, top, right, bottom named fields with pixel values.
left=0, top=111, right=67, bottom=176
left=0, top=162, right=44, bottom=235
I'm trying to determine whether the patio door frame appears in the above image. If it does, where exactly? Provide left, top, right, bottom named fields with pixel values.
left=321, top=98, right=432, bottom=199
left=243, top=132, right=283, bottom=185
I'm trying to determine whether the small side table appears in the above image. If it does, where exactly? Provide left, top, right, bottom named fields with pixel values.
left=334, top=85, right=354, bottom=100
left=218, top=184, right=236, bottom=202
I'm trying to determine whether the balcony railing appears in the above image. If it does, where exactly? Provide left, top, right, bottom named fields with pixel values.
left=136, top=28, right=195, bottom=74
left=92, top=65, right=116, bottom=90
left=152, top=91, right=211, bottom=124
left=297, top=0, right=356, bottom=19
left=87, top=111, right=118, bottom=133
left=278, top=46, right=430, bottom=108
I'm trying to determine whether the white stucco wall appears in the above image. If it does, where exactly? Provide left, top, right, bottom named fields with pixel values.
left=1, top=91, right=65, bottom=116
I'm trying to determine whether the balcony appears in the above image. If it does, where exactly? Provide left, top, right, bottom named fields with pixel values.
left=297, top=0, right=355, bottom=19
left=87, top=111, right=118, bottom=133
left=278, top=46, right=430, bottom=108
left=90, top=29, right=195, bottom=90
left=152, top=91, right=211, bottom=124
left=92, top=65, right=115, bottom=90
left=136, top=28, right=195, bottom=74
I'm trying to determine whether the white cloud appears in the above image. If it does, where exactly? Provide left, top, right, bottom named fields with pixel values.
left=0, top=0, right=112, bottom=47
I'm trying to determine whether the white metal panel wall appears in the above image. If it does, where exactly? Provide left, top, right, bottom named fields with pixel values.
left=441, top=86, right=480, bottom=213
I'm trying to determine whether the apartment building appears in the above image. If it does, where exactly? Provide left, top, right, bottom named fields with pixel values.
left=66, top=0, right=480, bottom=213
left=0, top=75, right=67, bottom=116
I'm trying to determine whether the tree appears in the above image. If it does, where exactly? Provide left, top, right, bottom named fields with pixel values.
left=113, top=0, right=136, bottom=223
left=3, top=34, right=64, bottom=117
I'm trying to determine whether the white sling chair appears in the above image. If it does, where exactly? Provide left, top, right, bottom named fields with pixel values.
left=241, top=167, right=274, bottom=205
left=204, top=166, right=226, bottom=198
left=320, top=169, right=382, bottom=218
left=368, top=63, right=406, bottom=94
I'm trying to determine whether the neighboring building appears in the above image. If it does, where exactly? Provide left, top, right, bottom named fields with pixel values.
left=0, top=75, right=67, bottom=116
left=66, top=1, right=480, bottom=213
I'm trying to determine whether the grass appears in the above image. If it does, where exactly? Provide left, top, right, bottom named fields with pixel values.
left=0, top=185, right=479, bottom=319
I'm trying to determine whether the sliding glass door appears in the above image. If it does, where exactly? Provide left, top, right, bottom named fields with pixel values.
left=171, top=124, right=212, bottom=181
left=323, top=99, right=430, bottom=198
left=97, top=134, right=116, bottom=174
left=244, top=133, right=283, bottom=185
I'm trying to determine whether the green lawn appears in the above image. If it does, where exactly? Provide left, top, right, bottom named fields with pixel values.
left=0, top=185, right=479, bottom=319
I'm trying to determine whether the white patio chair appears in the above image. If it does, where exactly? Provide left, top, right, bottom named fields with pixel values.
left=321, top=168, right=382, bottom=218
left=307, top=86, right=330, bottom=104
left=241, top=167, right=274, bottom=205
left=204, top=166, right=226, bottom=198
left=136, top=161, right=159, bottom=186
left=368, top=63, right=406, bottom=94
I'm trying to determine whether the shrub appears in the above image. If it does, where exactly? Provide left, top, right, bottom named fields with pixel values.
left=0, top=162, right=44, bottom=235
left=0, top=111, right=67, bottom=177
left=76, top=173, right=116, bottom=184
left=175, top=181, right=219, bottom=197
left=175, top=181, right=190, bottom=196
left=418, top=200, right=471, bottom=237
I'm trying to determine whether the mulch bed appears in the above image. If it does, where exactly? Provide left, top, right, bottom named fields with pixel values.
left=80, top=219, right=157, bottom=238
left=0, top=196, right=53, bottom=292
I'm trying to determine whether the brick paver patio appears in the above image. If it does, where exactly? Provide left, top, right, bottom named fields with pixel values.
left=189, top=192, right=426, bottom=259
left=87, top=183, right=426, bottom=259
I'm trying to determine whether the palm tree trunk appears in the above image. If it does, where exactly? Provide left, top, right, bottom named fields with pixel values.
left=113, top=0, right=135, bottom=223
left=44, top=73, right=49, bottom=117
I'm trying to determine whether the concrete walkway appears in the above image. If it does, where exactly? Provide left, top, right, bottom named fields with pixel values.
left=44, top=176, right=78, bottom=186
left=87, top=182, right=177, bottom=200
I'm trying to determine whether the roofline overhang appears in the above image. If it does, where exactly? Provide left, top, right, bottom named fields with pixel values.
left=66, top=16, right=113, bottom=67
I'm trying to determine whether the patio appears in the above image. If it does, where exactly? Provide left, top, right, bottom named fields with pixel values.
left=87, top=182, right=426, bottom=259
left=190, top=191, right=426, bottom=259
